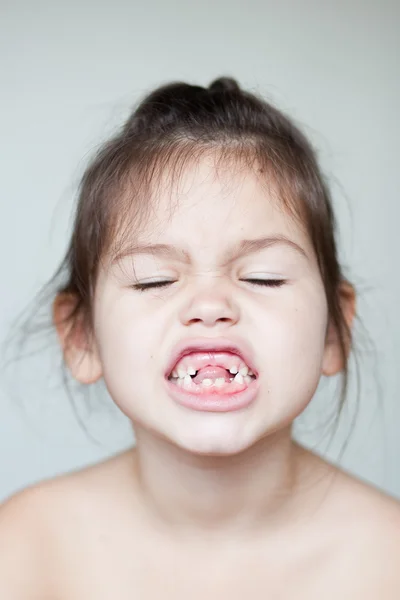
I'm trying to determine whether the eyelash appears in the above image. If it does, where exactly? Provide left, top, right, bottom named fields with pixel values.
left=132, top=279, right=286, bottom=292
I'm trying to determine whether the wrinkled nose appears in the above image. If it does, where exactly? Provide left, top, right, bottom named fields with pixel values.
left=179, top=281, right=240, bottom=328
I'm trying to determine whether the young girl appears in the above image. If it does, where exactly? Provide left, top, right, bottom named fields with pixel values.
left=1, top=77, right=399, bottom=599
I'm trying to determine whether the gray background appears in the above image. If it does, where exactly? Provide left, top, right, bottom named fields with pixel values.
left=0, top=0, right=399, bottom=501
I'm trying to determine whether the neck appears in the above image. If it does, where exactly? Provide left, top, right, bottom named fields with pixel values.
left=131, top=427, right=315, bottom=538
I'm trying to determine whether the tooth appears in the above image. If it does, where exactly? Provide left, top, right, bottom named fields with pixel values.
left=214, top=378, right=225, bottom=387
left=201, top=378, right=213, bottom=387
left=248, top=369, right=254, bottom=377
left=183, top=375, right=192, bottom=388
left=177, top=367, right=187, bottom=379
left=187, top=366, right=196, bottom=376
left=244, top=375, right=252, bottom=384
left=229, top=366, right=239, bottom=374
left=177, top=378, right=184, bottom=387
left=239, top=366, right=248, bottom=376
left=234, top=373, right=244, bottom=384
left=172, top=369, right=178, bottom=378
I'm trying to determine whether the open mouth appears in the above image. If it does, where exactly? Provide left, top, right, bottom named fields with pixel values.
left=167, top=352, right=257, bottom=395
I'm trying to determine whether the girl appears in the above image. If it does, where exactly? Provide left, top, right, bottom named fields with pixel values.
left=1, top=77, right=399, bottom=599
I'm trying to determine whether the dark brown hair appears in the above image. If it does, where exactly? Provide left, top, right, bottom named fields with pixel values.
left=3, top=77, right=376, bottom=449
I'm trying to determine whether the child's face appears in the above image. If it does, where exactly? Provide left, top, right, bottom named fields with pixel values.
left=90, top=155, right=331, bottom=455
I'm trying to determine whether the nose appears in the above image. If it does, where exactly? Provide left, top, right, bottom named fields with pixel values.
left=179, top=278, right=240, bottom=328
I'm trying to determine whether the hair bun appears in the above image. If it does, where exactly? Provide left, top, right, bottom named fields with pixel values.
left=208, top=77, right=241, bottom=93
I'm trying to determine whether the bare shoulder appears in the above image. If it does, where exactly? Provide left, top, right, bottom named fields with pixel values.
left=326, top=460, right=400, bottom=534
left=0, top=482, right=60, bottom=599
left=309, top=453, right=400, bottom=595
left=341, top=473, right=400, bottom=595
left=0, top=449, right=135, bottom=599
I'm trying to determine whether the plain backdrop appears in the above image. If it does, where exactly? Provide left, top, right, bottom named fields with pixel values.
left=0, top=0, right=399, bottom=502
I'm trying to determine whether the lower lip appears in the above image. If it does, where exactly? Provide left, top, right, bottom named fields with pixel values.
left=164, top=377, right=260, bottom=412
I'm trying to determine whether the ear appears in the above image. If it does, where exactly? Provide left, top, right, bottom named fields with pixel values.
left=322, top=281, right=356, bottom=377
left=52, top=293, right=103, bottom=385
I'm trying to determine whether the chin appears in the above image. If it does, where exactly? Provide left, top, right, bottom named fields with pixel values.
left=165, top=416, right=265, bottom=457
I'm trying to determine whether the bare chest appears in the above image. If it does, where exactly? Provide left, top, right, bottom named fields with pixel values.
left=55, top=538, right=385, bottom=600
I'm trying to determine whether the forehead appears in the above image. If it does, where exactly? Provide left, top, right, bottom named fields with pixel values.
left=107, top=152, right=314, bottom=265
left=143, top=156, right=304, bottom=241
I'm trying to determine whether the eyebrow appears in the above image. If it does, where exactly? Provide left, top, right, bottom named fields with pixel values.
left=111, top=235, right=309, bottom=265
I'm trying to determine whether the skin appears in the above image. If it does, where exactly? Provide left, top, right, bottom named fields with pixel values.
left=1, top=154, right=400, bottom=598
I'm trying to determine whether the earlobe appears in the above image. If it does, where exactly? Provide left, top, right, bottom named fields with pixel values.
left=322, top=281, right=356, bottom=377
left=322, top=322, right=342, bottom=376
left=64, top=346, right=103, bottom=385
left=53, top=293, right=103, bottom=385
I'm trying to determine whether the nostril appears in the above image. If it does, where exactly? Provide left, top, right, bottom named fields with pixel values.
left=188, top=318, right=203, bottom=325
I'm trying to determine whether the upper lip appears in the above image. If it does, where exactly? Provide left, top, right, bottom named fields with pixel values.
left=165, top=337, right=258, bottom=378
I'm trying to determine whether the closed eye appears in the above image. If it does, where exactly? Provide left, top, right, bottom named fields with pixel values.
left=132, top=280, right=176, bottom=292
left=241, top=278, right=286, bottom=287
left=132, top=278, right=287, bottom=292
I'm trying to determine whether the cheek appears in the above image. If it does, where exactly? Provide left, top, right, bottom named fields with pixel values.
left=275, top=304, right=326, bottom=362
left=93, top=294, right=158, bottom=401
left=257, top=288, right=328, bottom=400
